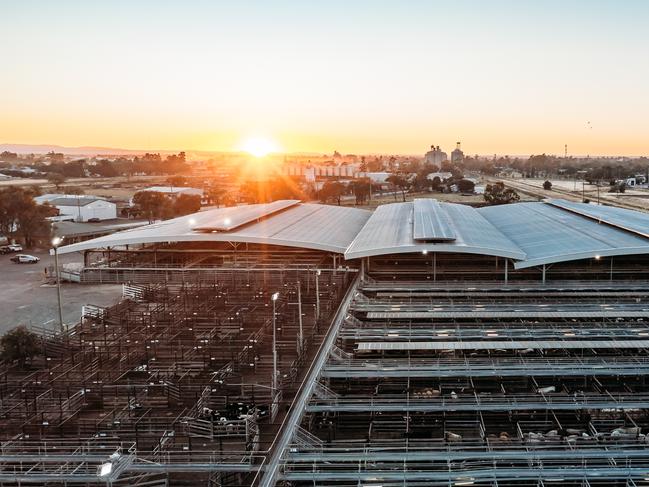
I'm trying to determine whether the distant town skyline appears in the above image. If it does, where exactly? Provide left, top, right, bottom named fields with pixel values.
left=2, top=0, right=648, bottom=156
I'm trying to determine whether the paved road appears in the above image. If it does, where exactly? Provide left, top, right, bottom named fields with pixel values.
left=0, top=249, right=122, bottom=332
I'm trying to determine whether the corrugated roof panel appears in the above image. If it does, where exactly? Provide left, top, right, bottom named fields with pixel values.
left=413, top=199, right=456, bottom=241
left=344, top=201, right=525, bottom=260
left=192, top=200, right=300, bottom=232
left=367, top=310, right=649, bottom=319
left=357, top=340, right=649, bottom=351
left=235, top=203, right=372, bottom=252
left=549, top=199, right=649, bottom=238
left=56, top=203, right=371, bottom=255
left=479, top=202, right=649, bottom=269
left=271, top=204, right=374, bottom=252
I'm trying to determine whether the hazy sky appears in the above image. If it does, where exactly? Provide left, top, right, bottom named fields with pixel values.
left=1, top=0, right=648, bottom=156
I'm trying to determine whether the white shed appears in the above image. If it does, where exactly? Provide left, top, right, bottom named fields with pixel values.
left=46, top=196, right=117, bottom=222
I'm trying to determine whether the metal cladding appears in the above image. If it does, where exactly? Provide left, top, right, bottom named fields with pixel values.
left=57, top=202, right=372, bottom=254
left=548, top=198, right=649, bottom=238
left=412, top=198, right=456, bottom=241
left=479, top=201, right=649, bottom=269
left=57, top=199, right=649, bottom=268
left=192, top=199, right=300, bottom=232
left=344, top=201, right=525, bottom=260
left=357, top=339, right=649, bottom=351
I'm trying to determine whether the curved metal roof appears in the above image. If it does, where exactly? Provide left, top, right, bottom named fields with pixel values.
left=56, top=202, right=372, bottom=255
left=547, top=198, right=649, bottom=238
left=479, top=202, right=649, bottom=269
left=344, top=201, right=525, bottom=260
left=56, top=198, right=649, bottom=269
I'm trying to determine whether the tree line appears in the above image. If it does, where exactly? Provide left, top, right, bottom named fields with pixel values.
left=0, top=152, right=190, bottom=180
left=131, top=191, right=202, bottom=223
left=0, top=187, right=55, bottom=247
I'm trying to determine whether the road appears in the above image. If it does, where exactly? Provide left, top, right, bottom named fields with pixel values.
left=0, top=249, right=122, bottom=333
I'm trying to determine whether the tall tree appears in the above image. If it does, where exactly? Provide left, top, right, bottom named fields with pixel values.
left=319, top=181, right=347, bottom=205
left=349, top=178, right=371, bottom=205
left=133, top=191, right=173, bottom=223
left=0, top=187, right=54, bottom=247
left=386, top=173, right=412, bottom=202
left=206, top=186, right=228, bottom=207
left=0, top=326, right=40, bottom=368
left=174, top=194, right=201, bottom=216
left=47, top=173, right=67, bottom=190
left=483, top=182, right=520, bottom=205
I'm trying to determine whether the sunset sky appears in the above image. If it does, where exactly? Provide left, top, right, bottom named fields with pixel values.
left=1, top=0, right=648, bottom=156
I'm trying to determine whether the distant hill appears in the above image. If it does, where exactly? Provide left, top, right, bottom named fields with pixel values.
left=0, top=143, right=324, bottom=158
left=0, top=143, right=175, bottom=156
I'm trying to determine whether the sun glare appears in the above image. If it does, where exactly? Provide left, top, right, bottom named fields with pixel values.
left=240, top=136, right=280, bottom=158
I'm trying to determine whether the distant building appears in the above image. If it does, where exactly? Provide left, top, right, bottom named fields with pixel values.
left=282, top=164, right=359, bottom=181
left=424, top=145, right=448, bottom=166
left=451, top=142, right=464, bottom=164
left=37, top=195, right=117, bottom=222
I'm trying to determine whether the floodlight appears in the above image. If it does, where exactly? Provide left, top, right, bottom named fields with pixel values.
left=98, top=462, right=113, bottom=477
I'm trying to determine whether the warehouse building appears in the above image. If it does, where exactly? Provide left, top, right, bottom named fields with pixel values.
left=36, top=193, right=117, bottom=222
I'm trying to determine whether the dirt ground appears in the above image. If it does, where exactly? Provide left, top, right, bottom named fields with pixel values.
left=0, top=175, right=168, bottom=200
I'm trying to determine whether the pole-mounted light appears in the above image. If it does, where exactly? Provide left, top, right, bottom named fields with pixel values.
left=51, top=236, right=65, bottom=332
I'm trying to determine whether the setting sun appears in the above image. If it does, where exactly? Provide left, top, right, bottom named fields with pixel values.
left=239, top=136, right=280, bottom=158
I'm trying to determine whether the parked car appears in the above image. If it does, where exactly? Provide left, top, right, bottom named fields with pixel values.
left=10, top=254, right=40, bottom=264
left=0, top=244, right=22, bottom=254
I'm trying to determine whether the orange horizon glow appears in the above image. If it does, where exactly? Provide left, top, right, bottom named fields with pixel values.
left=2, top=2, right=648, bottom=157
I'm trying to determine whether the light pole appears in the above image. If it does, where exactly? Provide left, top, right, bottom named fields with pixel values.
left=271, top=292, right=279, bottom=401
left=296, top=281, right=303, bottom=353
left=315, top=269, right=321, bottom=321
left=51, top=236, right=64, bottom=333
